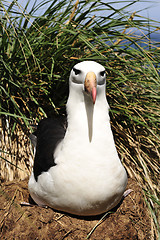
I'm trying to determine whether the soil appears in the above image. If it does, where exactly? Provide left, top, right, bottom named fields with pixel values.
left=0, top=177, right=151, bottom=239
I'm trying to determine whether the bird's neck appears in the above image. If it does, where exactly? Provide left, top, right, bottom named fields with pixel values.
left=66, top=92, right=110, bottom=143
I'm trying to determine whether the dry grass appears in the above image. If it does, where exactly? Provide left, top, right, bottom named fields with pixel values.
left=0, top=118, right=32, bottom=182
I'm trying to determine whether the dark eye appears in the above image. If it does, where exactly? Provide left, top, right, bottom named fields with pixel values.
left=100, top=70, right=106, bottom=77
left=73, top=68, right=81, bottom=75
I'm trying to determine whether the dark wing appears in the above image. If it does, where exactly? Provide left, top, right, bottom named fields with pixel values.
left=33, top=118, right=66, bottom=181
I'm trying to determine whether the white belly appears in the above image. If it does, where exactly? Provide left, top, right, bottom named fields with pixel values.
left=28, top=156, right=127, bottom=215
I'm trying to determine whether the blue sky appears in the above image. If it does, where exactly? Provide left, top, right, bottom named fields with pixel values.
left=125, top=1, right=160, bottom=22
left=18, top=0, right=160, bottom=22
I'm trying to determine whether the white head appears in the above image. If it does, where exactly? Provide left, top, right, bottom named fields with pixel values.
left=69, top=61, right=106, bottom=104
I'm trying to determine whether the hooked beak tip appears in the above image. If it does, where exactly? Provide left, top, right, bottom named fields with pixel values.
left=92, top=87, right=96, bottom=104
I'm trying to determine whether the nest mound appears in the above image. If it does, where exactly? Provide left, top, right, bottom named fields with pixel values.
left=0, top=178, right=151, bottom=239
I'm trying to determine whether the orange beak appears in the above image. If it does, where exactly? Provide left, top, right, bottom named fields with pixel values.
left=84, top=72, right=97, bottom=104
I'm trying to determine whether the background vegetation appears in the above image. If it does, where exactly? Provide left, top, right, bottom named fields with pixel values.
left=0, top=0, right=159, bottom=238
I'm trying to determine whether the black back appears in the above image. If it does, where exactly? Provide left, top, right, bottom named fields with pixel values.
left=33, top=118, right=66, bottom=181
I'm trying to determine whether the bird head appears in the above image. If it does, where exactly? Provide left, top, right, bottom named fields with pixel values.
left=69, top=61, right=106, bottom=104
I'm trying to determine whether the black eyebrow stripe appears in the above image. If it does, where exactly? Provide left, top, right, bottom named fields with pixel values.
left=73, top=67, right=81, bottom=75
left=100, top=70, right=106, bottom=76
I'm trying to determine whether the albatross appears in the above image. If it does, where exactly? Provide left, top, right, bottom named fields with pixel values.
left=28, top=61, right=127, bottom=216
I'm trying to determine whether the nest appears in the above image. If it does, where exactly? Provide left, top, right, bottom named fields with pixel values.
left=0, top=178, right=152, bottom=239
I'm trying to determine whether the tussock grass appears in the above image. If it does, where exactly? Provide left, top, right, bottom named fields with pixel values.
left=0, top=0, right=159, bottom=237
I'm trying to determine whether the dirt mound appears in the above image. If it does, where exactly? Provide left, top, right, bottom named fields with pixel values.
left=0, top=178, right=151, bottom=239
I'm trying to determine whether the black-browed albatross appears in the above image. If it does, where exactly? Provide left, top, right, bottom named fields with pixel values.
left=28, top=61, right=128, bottom=216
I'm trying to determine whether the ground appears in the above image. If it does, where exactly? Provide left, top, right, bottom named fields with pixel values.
left=0, top=177, right=151, bottom=239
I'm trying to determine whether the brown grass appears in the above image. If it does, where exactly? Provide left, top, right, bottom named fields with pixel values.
left=0, top=118, right=32, bottom=182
